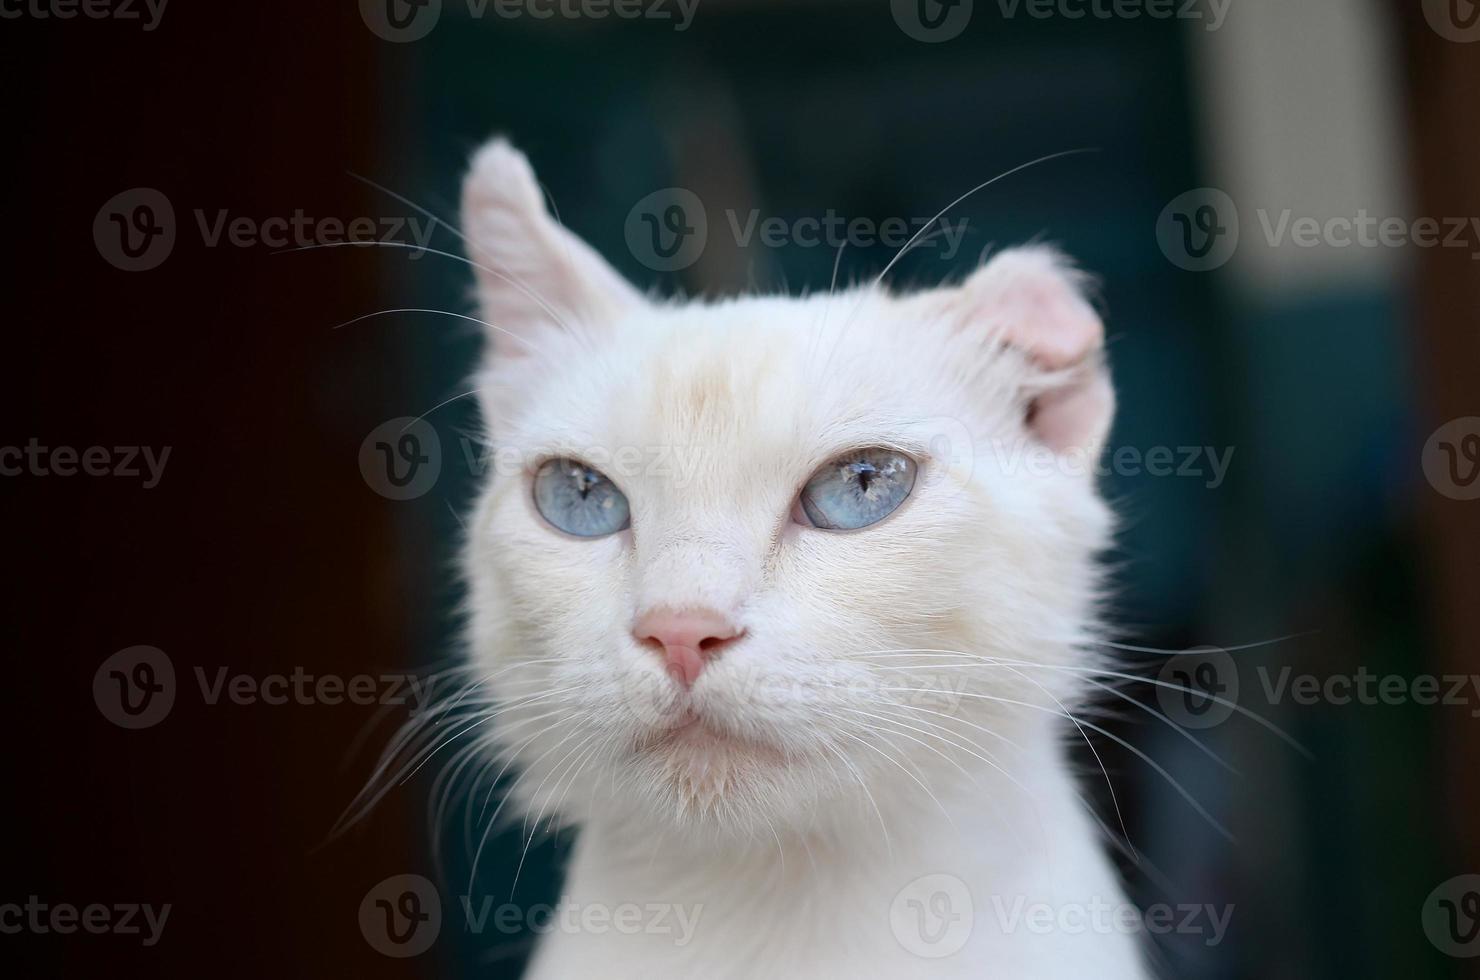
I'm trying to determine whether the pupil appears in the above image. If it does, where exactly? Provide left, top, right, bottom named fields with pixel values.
left=572, top=467, right=594, bottom=499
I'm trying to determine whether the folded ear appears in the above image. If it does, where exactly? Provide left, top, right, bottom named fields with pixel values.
left=950, top=246, right=1115, bottom=456
left=461, top=139, right=644, bottom=357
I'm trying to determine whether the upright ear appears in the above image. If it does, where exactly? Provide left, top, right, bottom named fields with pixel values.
left=949, top=246, right=1115, bottom=456
left=461, top=139, right=644, bottom=357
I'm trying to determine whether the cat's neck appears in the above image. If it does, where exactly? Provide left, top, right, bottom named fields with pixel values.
left=572, top=739, right=1083, bottom=898
left=525, top=736, right=1141, bottom=980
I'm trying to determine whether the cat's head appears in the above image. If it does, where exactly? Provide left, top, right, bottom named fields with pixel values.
left=460, top=140, right=1115, bottom=844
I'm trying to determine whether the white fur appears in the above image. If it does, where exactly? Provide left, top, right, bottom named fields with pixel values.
left=458, top=139, right=1146, bottom=979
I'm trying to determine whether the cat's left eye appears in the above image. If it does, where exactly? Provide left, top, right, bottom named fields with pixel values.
left=532, top=457, right=631, bottom=537
left=794, top=448, right=917, bottom=531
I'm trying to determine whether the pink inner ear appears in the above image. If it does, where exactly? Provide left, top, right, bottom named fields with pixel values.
left=996, top=272, right=1104, bottom=371
left=1030, top=373, right=1115, bottom=454
left=952, top=247, right=1114, bottom=455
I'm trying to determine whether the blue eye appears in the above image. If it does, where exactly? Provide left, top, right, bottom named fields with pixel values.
left=533, top=458, right=631, bottom=538
left=796, top=449, right=917, bottom=531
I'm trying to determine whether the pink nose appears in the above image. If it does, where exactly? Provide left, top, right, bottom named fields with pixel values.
left=632, top=607, right=744, bottom=688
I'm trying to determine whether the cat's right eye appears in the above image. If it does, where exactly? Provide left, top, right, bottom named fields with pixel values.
left=794, top=448, right=918, bottom=531
left=532, top=458, right=631, bottom=538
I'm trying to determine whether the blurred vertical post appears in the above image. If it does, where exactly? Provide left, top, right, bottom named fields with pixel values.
left=1401, top=0, right=1480, bottom=956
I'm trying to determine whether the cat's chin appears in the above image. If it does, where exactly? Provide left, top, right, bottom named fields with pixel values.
left=629, top=714, right=795, bottom=814
left=638, top=715, right=786, bottom=769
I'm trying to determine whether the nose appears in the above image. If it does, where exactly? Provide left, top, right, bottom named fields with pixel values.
left=632, top=607, right=744, bottom=688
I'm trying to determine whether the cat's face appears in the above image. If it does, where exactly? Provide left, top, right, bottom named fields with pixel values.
left=461, top=141, right=1115, bottom=842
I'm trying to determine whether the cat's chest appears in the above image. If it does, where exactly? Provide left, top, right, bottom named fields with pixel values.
left=520, top=810, right=1146, bottom=980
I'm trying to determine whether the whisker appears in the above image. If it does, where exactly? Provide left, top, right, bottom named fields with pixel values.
left=836, top=729, right=958, bottom=834
left=332, top=307, right=549, bottom=358
left=1077, top=674, right=1237, bottom=774
left=466, top=713, right=575, bottom=895
left=860, top=660, right=1234, bottom=772
left=816, top=148, right=1098, bottom=378
left=509, top=726, right=603, bottom=899
left=837, top=705, right=1037, bottom=858
left=1096, top=632, right=1316, bottom=656
left=276, top=240, right=579, bottom=338
left=804, top=239, right=848, bottom=371
left=819, top=739, right=892, bottom=857
left=884, top=685, right=1233, bottom=843
left=333, top=678, right=578, bottom=836
left=857, top=647, right=1311, bottom=758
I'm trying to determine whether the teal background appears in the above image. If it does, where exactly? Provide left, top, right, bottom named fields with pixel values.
left=368, top=7, right=1443, bottom=978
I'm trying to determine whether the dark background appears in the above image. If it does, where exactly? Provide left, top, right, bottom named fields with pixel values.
left=5, top=1, right=1478, bottom=977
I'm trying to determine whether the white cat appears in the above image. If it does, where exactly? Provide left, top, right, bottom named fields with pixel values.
left=457, top=138, right=1146, bottom=979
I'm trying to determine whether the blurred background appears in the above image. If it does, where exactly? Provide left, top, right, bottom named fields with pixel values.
left=6, top=0, right=1478, bottom=976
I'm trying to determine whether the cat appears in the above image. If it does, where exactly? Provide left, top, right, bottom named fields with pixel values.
left=456, top=138, right=1146, bottom=979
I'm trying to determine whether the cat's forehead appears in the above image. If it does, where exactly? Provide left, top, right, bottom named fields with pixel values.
left=522, top=295, right=924, bottom=452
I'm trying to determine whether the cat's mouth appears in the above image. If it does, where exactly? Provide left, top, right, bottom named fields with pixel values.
left=636, top=710, right=786, bottom=769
